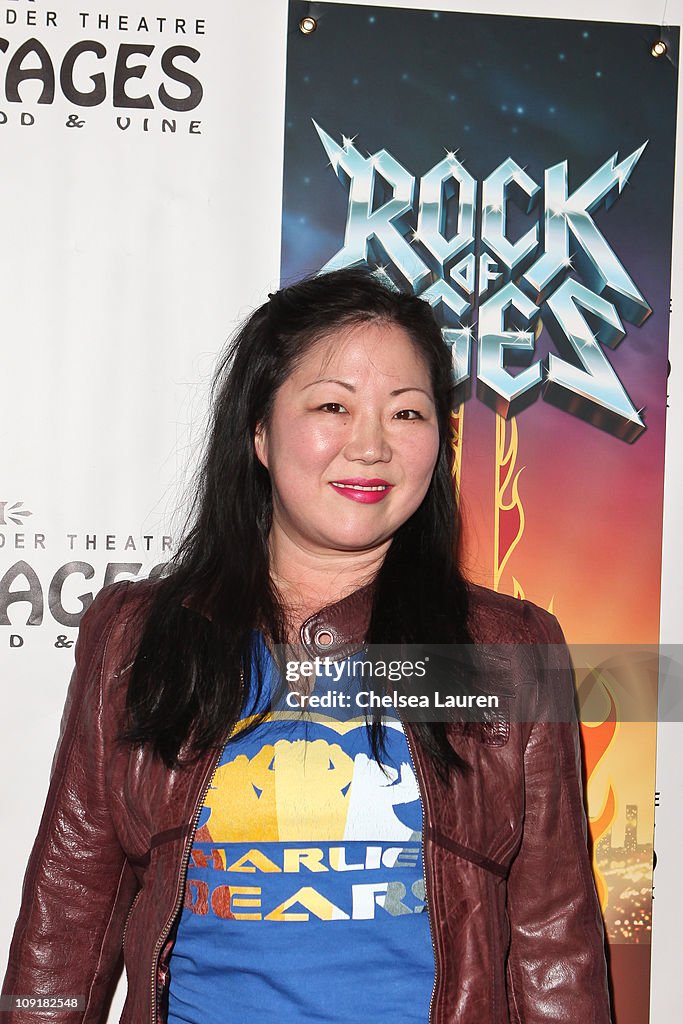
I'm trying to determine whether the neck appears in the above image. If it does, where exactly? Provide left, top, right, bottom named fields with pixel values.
left=267, top=529, right=387, bottom=634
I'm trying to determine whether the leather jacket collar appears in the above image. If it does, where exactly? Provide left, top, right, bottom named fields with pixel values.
left=183, top=580, right=376, bottom=660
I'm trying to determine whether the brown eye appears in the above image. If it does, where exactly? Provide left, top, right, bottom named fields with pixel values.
left=319, top=402, right=348, bottom=413
left=394, top=409, right=423, bottom=420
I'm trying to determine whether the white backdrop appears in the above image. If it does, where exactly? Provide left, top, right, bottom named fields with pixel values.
left=1, top=1, right=680, bottom=1020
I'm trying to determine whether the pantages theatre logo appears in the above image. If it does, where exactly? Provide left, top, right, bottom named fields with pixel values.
left=0, top=6, right=205, bottom=134
left=0, top=501, right=171, bottom=643
left=314, top=123, right=652, bottom=443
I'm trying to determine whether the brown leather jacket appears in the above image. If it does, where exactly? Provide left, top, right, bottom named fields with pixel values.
left=2, top=579, right=612, bottom=1023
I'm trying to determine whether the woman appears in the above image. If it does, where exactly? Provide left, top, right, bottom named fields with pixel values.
left=2, top=267, right=611, bottom=1023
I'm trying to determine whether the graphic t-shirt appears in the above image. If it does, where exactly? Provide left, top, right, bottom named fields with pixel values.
left=166, top=634, right=435, bottom=1023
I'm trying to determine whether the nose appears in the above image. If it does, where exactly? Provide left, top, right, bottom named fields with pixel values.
left=343, top=411, right=392, bottom=464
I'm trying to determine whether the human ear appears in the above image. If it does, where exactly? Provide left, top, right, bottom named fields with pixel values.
left=254, top=421, right=268, bottom=469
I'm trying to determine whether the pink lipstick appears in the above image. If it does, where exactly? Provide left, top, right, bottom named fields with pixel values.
left=329, top=478, right=393, bottom=504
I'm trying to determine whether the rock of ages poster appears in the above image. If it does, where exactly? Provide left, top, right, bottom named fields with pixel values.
left=280, top=3, right=679, bottom=1021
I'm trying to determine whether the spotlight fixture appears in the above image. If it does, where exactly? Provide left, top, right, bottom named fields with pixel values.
left=299, top=16, right=318, bottom=35
left=651, top=39, right=668, bottom=58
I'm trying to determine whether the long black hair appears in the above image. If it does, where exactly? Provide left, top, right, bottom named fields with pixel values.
left=118, top=267, right=475, bottom=776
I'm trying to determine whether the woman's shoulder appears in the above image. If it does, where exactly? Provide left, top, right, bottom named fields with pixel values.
left=80, top=576, right=160, bottom=628
left=466, top=580, right=566, bottom=646
left=73, top=577, right=164, bottom=669
left=74, top=576, right=183, bottom=691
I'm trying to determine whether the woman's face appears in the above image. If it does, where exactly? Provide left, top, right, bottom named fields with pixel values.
left=254, top=319, right=440, bottom=558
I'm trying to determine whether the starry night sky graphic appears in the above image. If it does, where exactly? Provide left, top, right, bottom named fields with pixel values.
left=281, top=0, right=678, bottom=343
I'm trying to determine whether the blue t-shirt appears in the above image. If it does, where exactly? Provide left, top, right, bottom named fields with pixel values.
left=167, top=634, right=435, bottom=1023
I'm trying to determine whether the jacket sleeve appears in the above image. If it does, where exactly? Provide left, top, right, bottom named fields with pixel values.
left=1, top=581, right=139, bottom=1023
left=505, top=601, right=612, bottom=1024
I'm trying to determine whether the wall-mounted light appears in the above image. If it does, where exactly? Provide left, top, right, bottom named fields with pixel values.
left=299, top=16, right=318, bottom=35
left=651, top=39, right=668, bottom=58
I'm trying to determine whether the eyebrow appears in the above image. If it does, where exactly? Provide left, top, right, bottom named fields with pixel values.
left=302, top=378, right=434, bottom=400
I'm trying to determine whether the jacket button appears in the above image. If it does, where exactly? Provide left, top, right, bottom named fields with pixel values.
left=315, top=629, right=334, bottom=648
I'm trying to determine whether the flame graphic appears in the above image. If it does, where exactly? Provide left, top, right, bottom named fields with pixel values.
left=510, top=577, right=555, bottom=616
left=581, top=673, right=619, bottom=911
left=494, top=415, right=526, bottom=592
left=449, top=404, right=464, bottom=494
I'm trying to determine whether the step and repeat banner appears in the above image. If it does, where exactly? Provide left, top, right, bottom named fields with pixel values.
left=1, top=1, right=680, bottom=1021
left=281, top=3, right=678, bottom=1022
left=0, top=3, right=286, bottom=1020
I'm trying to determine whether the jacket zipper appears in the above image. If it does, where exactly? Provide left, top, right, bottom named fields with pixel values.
left=401, top=718, right=439, bottom=1024
left=121, top=886, right=143, bottom=951
left=149, top=742, right=226, bottom=1024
